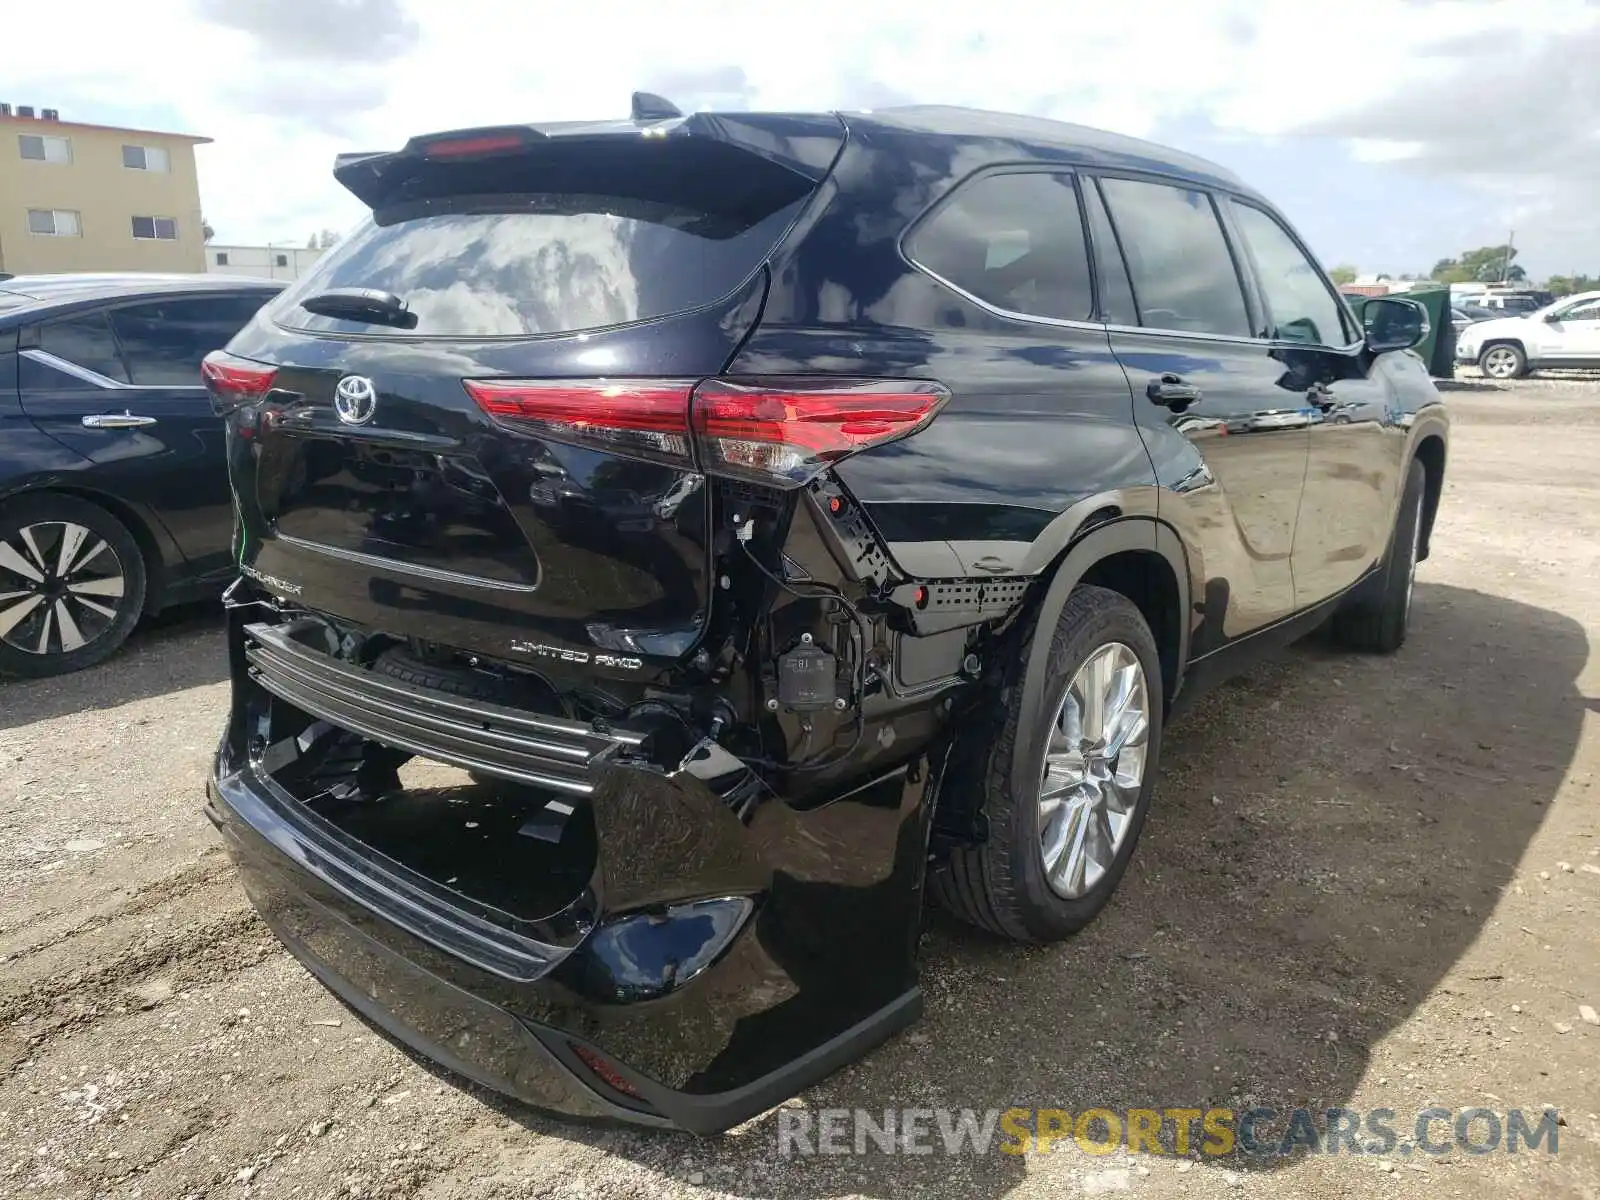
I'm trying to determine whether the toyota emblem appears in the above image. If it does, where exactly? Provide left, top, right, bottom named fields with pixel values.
left=334, top=375, right=378, bottom=425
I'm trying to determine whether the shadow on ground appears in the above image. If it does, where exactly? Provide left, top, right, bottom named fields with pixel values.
left=0, top=602, right=225, bottom=731
left=425, top=581, right=1585, bottom=1197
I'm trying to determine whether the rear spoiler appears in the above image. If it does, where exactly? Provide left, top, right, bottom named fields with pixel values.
left=333, top=106, right=847, bottom=212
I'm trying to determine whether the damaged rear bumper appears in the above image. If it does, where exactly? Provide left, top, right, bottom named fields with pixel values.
left=207, top=609, right=932, bottom=1133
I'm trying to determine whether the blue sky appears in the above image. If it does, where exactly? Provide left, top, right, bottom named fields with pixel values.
left=3, top=0, right=1594, bottom=279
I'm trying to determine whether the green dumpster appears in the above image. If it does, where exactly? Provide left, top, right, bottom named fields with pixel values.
left=1341, top=284, right=1457, bottom=379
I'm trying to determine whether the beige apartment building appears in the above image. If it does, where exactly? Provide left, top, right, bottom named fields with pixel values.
left=0, top=105, right=210, bottom=277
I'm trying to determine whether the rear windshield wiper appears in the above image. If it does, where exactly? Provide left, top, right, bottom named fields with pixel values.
left=299, top=287, right=418, bottom=330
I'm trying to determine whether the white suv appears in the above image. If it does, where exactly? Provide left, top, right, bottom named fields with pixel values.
left=1456, top=290, right=1600, bottom=378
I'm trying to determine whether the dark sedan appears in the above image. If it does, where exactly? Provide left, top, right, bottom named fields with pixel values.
left=0, top=273, right=282, bottom=676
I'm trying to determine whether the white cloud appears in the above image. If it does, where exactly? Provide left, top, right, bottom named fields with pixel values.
left=1, top=0, right=1594, bottom=265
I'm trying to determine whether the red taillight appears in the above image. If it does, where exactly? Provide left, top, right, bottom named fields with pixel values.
left=421, top=133, right=526, bottom=158
left=692, top=378, right=948, bottom=487
left=462, top=376, right=948, bottom=486
left=463, top=378, right=695, bottom=463
left=201, top=350, right=277, bottom=409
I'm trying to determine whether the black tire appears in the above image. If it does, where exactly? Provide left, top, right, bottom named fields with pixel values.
left=1330, top=459, right=1426, bottom=654
left=0, top=493, right=148, bottom=679
left=931, top=584, right=1164, bottom=943
left=370, top=646, right=533, bottom=703
left=1477, top=341, right=1527, bottom=380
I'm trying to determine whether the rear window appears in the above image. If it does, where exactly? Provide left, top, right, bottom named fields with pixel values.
left=275, top=193, right=807, bottom=338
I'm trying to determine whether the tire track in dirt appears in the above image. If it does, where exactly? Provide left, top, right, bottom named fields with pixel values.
left=1, top=848, right=236, bottom=964
left=0, top=872, right=280, bottom=1079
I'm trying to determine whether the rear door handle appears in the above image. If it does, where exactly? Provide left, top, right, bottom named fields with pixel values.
left=81, top=411, right=157, bottom=429
left=1146, top=374, right=1202, bottom=409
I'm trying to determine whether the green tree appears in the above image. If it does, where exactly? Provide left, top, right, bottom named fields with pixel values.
left=1328, top=264, right=1358, bottom=285
left=1431, top=244, right=1525, bottom=284
left=1544, top=274, right=1596, bottom=297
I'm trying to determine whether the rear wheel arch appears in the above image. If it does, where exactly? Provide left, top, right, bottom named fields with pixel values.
left=1024, top=519, right=1187, bottom=699
left=1412, top=434, right=1446, bottom=561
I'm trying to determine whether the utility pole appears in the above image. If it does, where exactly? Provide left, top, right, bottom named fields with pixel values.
left=1502, top=230, right=1514, bottom=283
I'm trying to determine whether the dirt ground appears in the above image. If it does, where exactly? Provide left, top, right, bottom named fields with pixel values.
left=2, top=373, right=1598, bottom=1200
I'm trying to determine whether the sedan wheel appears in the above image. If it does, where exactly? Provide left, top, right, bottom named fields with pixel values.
left=1037, top=641, right=1150, bottom=899
left=0, top=496, right=147, bottom=678
left=0, top=522, right=128, bottom=654
left=1479, top=344, right=1524, bottom=379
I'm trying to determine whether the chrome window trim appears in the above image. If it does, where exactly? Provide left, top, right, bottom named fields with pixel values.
left=901, top=165, right=1365, bottom=354
left=20, top=348, right=205, bottom=391
left=905, top=266, right=1367, bottom=354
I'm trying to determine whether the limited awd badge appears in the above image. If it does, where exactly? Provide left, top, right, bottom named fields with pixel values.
left=334, top=375, right=378, bottom=425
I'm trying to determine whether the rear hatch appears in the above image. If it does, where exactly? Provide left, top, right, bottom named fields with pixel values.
left=211, top=114, right=845, bottom=674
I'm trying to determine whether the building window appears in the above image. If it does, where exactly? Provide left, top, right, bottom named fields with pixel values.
left=215, top=251, right=230, bottom=266
left=19, top=133, right=72, bottom=164
left=27, top=208, right=81, bottom=236
left=122, top=144, right=171, bottom=172
left=274, top=253, right=288, bottom=267
left=132, top=216, right=178, bottom=241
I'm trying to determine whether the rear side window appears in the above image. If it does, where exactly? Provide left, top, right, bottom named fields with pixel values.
left=109, top=294, right=269, bottom=385
left=276, top=193, right=807, bottom=338
left=38, top=312, right=129, bottom=382
left=907, top=172, right=1094, bottom=323
left=1099, top=178, right=1251, bottom=338
left=1229, top=203, right=1353, bottom=347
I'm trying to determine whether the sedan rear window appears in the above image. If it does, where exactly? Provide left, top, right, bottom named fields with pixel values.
left=275, top=193, right=806, bottom=338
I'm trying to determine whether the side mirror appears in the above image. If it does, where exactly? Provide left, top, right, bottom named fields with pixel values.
left=1363, top=296, right=1429, bottom=354
left=1544, top=310, right=1563, bottom=323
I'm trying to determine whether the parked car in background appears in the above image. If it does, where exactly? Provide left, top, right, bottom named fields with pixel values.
left=1456, top=289, right=1600, bottom=378
left=203, top=100, right=1448, bottom=1133
left=0, top=273, right=283, bottom=677
left=1451, top=302, right=1500, bottom=333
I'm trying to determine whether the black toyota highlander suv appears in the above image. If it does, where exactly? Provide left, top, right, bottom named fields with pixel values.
left=203, top=96, right=1448, bottom=1133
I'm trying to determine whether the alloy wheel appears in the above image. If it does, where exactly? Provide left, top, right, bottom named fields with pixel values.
left=1481, top=347, right=1520, bottom=379
left=0, top=521, right=127, bottom=656
left=1037, top=641, right=1151, bottom=900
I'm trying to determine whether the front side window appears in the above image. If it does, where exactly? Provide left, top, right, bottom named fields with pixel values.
left=122, top=144, right=171, bottom=172
left=1230, top=202, right=1353, bottom=347
left=19, top=134, right=71, bottom=164
left=27, top=208, right=81, bottom=236
left=37, top=312, right=129, bottom=382
left=1098, top=178, right=1251, bottom=338
left=132, top=216, right=178, bottom=240
left=907, top=171, right=1094, bottom=324
left=1557, top=298, right=1600, bottom=322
